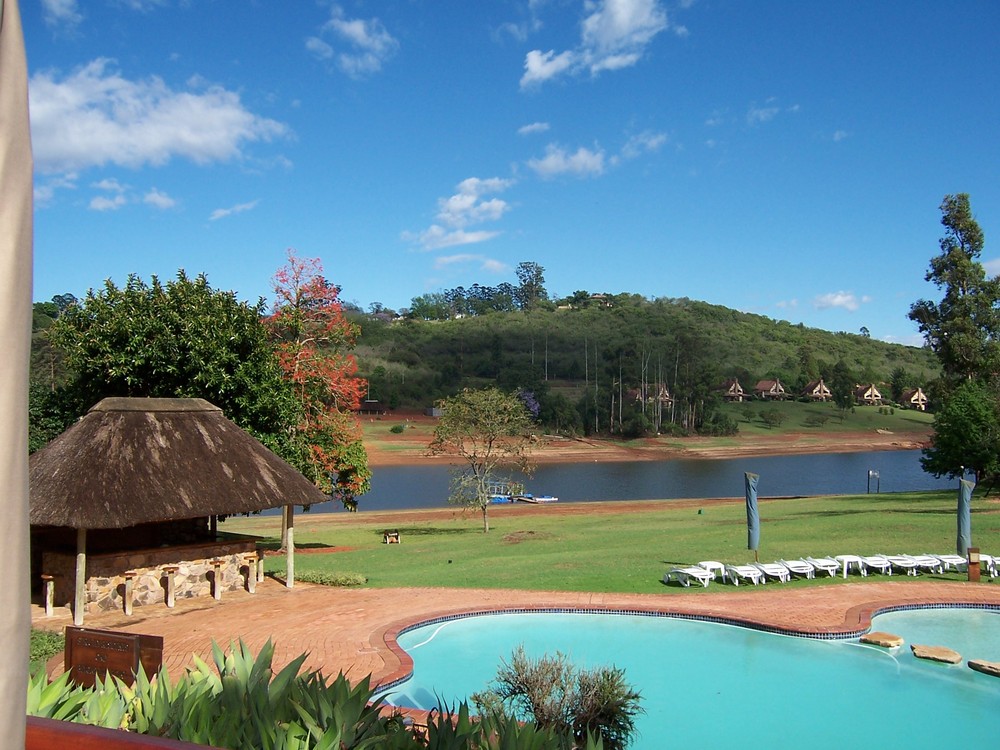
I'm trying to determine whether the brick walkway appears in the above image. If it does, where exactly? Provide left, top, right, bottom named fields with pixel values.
left=33, top=578, right=1000, bottom=688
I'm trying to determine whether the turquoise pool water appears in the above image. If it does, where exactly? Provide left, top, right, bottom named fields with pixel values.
left=382, top=609, right=1000, bottom=749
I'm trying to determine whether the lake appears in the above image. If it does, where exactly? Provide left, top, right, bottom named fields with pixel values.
left=294, top=449, right=957, bottom=513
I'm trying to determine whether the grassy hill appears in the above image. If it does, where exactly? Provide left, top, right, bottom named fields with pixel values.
left=354, top=296, right=938, bottom=436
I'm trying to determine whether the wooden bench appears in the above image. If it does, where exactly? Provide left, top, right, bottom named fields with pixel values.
left=383, top=530, right=400, bottom=544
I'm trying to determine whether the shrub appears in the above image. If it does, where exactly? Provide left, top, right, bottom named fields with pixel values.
left=29, top=629, right=64, bottom=669
left=271, top=568, right=367, bottom=587
left=474, top=645, right=642, bottom=750
left=390, top=424, right=406, bottom=434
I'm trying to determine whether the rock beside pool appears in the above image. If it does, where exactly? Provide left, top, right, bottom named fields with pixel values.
left=968, top=659, right=1000, bottom=677
left=910, top=644, right=962, bottom=664
left=861, top=631, right=903, bottom=648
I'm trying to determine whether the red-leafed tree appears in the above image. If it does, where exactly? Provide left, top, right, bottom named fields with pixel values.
left=266, top=249, right=370, bottom=510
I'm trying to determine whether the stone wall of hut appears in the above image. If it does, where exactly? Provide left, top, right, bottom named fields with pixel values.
left=43, top=537, right=258, bottom=613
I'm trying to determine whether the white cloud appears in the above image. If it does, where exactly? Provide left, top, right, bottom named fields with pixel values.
left=30, top=59, right=288, bottom=175
left=412, top=226, right=502, bottom=250
left=833, top=129, right=849, bottom=142
left=621, top=130, right=667, bottom=159
left=434, top=254, right=509, bottom=274
left=521, top=49, right=578, bottom=87
left=435, top=177, right=514, bottom=228
left=42, top=0, right=83, bottom=29
left=34, top=173, right=78, bottom=206
left=747, top=99, right=799, bottom=126
left=209, top=199, right=259, bottom=221
left=305, top=37, right=334, bottom=60
left=747, top=101, right=779, bottom=125
left=520, top=0, right=672, bottom=88
left=775, top=299, right=798, bottom=310
left=813, top=291, right=871, bottom=312
left=407, top=177, right=515, bottom=250
left=144, top=187, right=176, bottom=209
left=527, top=144, right=605, bottom=178
left=309, top=5, right=399, bottom=77
left=41, top=0, right=82, bottom=29
left=982, top=258, right=1000, bottom=276
left=89, top=194, right=127, bottom=212
left=518, top=121, right=551, bottom=136
left=92, top=177, right=127, bottom=193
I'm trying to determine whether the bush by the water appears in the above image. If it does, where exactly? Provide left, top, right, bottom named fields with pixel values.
left=390, top=424, right=406, bottom=434
left=474, top=645, right=643, bottom=750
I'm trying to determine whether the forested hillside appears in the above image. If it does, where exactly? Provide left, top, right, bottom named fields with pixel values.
left=353, top=294, right=938, bottom=436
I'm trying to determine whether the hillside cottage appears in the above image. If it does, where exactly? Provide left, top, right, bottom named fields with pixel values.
left=719, top=378, right=745, bottom=402
left=754, top=378, right=787, bottom=400
left=802, top=379, right=832, bottom=401
left=900, top=387, right=929, bottom=411
left=855, top=384, right=883, bottom=405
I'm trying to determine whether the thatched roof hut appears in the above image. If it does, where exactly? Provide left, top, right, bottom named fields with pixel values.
left=30, top=397, right=328, bottom=623
left=30, top=397, right=327, bottom=528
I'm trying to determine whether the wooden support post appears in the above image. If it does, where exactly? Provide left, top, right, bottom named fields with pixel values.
left=257, top=555, right=265, bottom=583
left=74, top=528, right=87, bottom=626
left=162, top=565, right=179, bottom=608
left=123, top=571, right=136, bottom=616
left=41, top=574, right=54, bottom=617
left=244, top=554, right=257, bottom=594
left=211, top=559, right=223, bottom=600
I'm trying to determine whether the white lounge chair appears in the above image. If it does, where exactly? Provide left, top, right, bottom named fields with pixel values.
left=752, top=561, right=791, bottom=583
left=860, top=555, right=892, bottom=575
left=883, top=554, right=919, bottom=576
left=664, top=566, right=714, bottom=588
left=725, top=564, right=763, bottom=586
left=697, top=561, right=727, bottom=582
left=904, top=554, right=944, bottom=574
left=836, top=554, right=868, bottom=577
left=929, top=553, right=967, bottom=572
left=805, top=556, right=841, bottom=577
left=779, top=558, right=816, bottom=579
left=980, top=554, right=997, bottom=578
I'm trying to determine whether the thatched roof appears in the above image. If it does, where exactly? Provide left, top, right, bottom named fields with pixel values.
left=30, top=397, right=329, bottom=529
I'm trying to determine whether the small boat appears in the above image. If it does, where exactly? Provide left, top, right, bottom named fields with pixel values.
left=515, top=494, right=559, bottom=504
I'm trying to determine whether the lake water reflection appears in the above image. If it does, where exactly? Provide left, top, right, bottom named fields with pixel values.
left=301, top=449, right=956, bottom=513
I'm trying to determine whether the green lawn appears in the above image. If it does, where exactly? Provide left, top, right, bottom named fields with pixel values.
left=719, top=400, right=934, bottom=436
left=220, top=490, right=999, bottom=595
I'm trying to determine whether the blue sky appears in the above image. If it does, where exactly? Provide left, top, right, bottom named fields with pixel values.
left=23, top=0, right=1000, bottom=344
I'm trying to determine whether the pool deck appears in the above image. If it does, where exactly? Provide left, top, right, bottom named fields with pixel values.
left=32, top=578, right=1000, bottom=687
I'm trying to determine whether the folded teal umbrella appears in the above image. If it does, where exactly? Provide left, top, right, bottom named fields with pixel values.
left=745, top=472, right=760, bottom=561
left=957, top=478, right=974, bottom=556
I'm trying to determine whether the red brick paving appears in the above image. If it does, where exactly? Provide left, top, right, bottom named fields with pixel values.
left=33, top=578, right=1000, bottom=689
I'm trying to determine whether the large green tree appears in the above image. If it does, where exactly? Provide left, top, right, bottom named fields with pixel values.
left=920, top=380, right=1000, bottom=482
left=908, top=193, right=1000, bottom=386
left=45, top=271, right=297, bottom=451
left=910, top=194, right=1000, bottom=481
left=429, top=387, right=534, bottom=532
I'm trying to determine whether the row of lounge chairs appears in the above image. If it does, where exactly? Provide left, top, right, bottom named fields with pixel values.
left=663, top=553, right=998, bottom=588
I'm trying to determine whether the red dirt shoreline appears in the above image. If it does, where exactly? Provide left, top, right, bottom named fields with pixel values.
left=365, top=418, right=930, bottom=467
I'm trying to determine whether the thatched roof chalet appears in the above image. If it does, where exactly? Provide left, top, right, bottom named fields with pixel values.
left=30, top=397, right=328, bottom=530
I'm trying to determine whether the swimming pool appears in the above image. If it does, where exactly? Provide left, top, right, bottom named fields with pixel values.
left=382, top=608, right=1000, bottom=749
